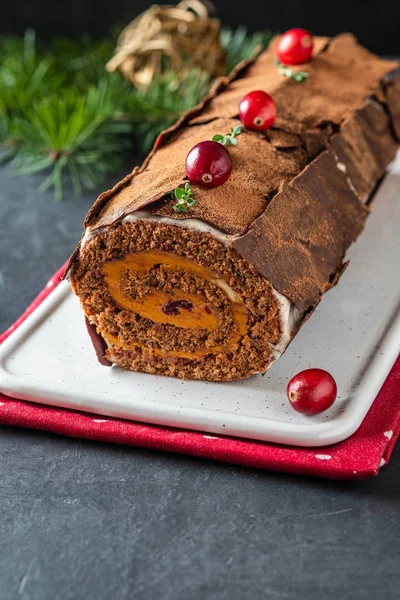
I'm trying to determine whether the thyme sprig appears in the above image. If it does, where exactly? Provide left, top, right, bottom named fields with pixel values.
left=275, top=59, right=309, bottom=83
left=172, top=182, right=198, bottom=213
left=212, top=125, right=244, bottom=146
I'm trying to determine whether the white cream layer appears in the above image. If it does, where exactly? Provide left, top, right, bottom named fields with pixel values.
left=81, top=210, right=300, bottom=369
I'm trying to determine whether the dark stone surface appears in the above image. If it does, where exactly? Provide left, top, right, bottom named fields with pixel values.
left=1, top=164, right=400, bottom=599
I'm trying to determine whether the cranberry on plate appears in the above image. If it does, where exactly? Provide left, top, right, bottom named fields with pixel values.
left=287, top=368, right=337, bottom=415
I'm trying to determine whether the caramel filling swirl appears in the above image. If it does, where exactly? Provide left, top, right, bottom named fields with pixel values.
left=101, top=250, right=248, bottom=359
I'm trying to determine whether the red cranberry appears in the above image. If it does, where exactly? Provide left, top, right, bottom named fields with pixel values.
left=277, top=28, right=314, bottom=65
left=162, top=300, right=193, bottom=316
left=287, top=369, right=337, bottom=415
left=239, top=90, right=277, bottom=131
left=185, top=141, right=232, bottom=189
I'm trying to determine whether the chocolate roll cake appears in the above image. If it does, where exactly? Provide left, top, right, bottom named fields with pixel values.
left=68, top=34, right=400, bottom=381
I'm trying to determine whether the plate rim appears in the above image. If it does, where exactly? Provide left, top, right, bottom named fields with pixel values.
left=1, top=281, right=399, bottom=448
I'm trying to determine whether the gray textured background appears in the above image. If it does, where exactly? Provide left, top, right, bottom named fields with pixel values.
left=1, top=164, right=399, bottom=599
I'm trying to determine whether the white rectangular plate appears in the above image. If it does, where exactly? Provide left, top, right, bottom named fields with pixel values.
left=1, top=155, right=400, bottom=447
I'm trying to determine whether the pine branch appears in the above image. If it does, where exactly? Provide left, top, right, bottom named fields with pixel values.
left=221, top=26, right=273, bottom=73
left=123, top=69, right=211, bottom=153
left=9, top=81, right=132, bottom=200
left=0, top=26, right=274, bottom=199
left=50, top=35, right=118, bottom=88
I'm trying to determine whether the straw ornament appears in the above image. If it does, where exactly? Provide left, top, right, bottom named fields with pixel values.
left=106, top=0, right=226, bottom=87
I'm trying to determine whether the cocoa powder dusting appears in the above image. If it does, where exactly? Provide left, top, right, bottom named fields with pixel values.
left=83, top=34, right=398, bottom=237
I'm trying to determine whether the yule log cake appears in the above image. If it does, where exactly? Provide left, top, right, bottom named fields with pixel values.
left=67, top=34, right=400, bottom=381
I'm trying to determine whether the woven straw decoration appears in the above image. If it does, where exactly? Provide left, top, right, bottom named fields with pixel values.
left=106, top=0, right=226, bottom=87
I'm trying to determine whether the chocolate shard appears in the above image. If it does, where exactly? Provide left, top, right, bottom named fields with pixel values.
left=232, top=150, right=368, bottom=312
left=383, top=66, right=400, bottom=140
left=84, top=317, right=112, bottom=367
left=330, top=99, right=398, bottom=203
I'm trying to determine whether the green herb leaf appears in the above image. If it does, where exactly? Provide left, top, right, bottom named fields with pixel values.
left=213, top=124, right=243, bottom=146
left=292, top=71, right=309, bottom=82
left=175, top=187, right=185, bottom=199
left=173, top=202, right=187, bottom=213
left=275, top=59, right=309, bottom=83
left=172, top=183, right=198, bottom=213
left=232, top=125, right=244, bottom=136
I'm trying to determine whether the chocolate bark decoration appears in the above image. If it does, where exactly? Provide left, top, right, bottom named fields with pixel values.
left=233, top=94, right=397, bottom=311
left=85, top=317, right=112, bottom=367
left=383, top=67, right=400, bottom=141
left=92, top=117, right=308, bottom=234
left=66, top=34, right=400, bottom=380
left=330, top=100, right=397, bottom=202
left=71, top=34, right=398, bottom=242
left=233, top=150, right=368, bottom=312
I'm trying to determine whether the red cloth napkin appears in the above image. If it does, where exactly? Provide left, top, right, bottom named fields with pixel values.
left=1, top=265, right=399, bottom=480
